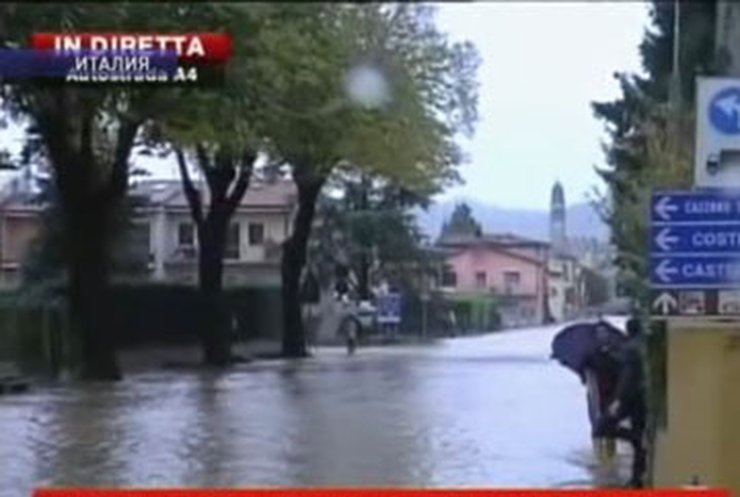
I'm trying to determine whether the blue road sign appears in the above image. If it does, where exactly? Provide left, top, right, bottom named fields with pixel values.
left=651, top=255, right=740, bottom=288
left=709, top=86, right=740, bottom=135
left=650, top=224, right=740, bottom=253
left=651, top=190, right=740, bottom=224
left=377, top=293, right=402, bottom=325
left=650, top=190, right=740, bottom=289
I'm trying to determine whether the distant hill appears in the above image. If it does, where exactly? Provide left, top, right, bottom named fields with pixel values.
left=416, top=198, right=609, bottom=242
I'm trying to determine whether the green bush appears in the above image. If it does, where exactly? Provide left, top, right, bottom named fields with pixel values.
left=0, top=296, right=69, bottom=375
left=108, top=284, right=283, bottom=346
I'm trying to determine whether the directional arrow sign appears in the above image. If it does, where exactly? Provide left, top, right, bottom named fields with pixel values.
left=653, top=259, right=679, bottom=284
left=651, top=190, right=740, bottom=224
left=654, top=195, right=679, bottom=221
left=709, top=86, right=740, bottom=134
left=650, top=224, right=740, bottom=253
left=652, top=292, right=678, bottom=315
left=653, top=227, right=679, bottom=252
left=650, top=255, right=740, bottom=288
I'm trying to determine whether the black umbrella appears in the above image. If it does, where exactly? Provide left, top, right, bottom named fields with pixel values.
left=551, top=320, right=626, bottom=376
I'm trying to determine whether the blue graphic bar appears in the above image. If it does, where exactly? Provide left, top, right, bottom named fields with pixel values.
left=0, top=49, right=179, bottom=78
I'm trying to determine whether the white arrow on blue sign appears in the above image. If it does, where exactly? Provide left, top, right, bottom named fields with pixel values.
left=650, top=255, right=740, bottom=288
left=710, top=86, right=740, bottom=135
left=652, top=190, right=740, bottom=223
left=650, top=225, right=740, bottom=253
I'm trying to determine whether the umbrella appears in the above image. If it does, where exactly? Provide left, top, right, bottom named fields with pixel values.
left=551, top=320, right=626, bottom=377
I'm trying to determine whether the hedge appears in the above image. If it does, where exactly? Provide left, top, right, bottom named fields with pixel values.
left=0, top=284, right=283, bottom=370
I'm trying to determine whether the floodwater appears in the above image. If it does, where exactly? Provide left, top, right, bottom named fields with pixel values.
left=0, top=323, right=628, bottom=497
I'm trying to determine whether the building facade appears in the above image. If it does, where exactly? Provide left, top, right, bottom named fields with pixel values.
left=437, top=233, right=549, bottom=328
left=0, top=178, right=297, bottom=289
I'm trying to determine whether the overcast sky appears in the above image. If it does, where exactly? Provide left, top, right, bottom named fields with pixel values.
left=1, top=3, right=650, bottom=211
left=435, top=2, right=649, bottom=210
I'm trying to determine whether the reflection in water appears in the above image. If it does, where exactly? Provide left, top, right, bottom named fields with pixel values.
left=0, top=327, right=626, bottom=497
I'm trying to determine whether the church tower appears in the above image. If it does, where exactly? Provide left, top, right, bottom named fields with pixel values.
left=550, top=181, right=566, bottom=251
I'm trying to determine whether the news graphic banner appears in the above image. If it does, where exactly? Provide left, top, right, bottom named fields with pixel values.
left=0, top=33, right=233, bottom=84
left=29, top=489, right=730, bottom=497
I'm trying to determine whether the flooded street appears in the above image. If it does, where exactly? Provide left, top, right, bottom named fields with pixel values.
left=0, top=324, right=626, bottom=496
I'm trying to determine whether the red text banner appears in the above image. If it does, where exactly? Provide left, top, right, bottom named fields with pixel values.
left=29, top=33, right=233, bottom=62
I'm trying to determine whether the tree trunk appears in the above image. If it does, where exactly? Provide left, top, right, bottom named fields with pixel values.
left=282, top=176, right=324, bottom=357
left=357, top=172, right=372, bottom=300
left=67, top=202, right=121, bottom=380
left=198, top=221, right=231, bottom=367
left=357, top=253, right=371, bottom=301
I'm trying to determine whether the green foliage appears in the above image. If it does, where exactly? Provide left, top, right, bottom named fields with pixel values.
left=310, top=169, right=432, bottom=292
left=440, top=202, right=482, bottom=239
left=592, top=1, right=716, bottom=312
left=248, top=4, right=479, bottom=191
left=592, top=2, right=717, bottom=479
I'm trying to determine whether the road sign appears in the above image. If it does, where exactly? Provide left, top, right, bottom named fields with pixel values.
left=650, top=225, right=740, bottom=253
left=709, top=87, right=740, bottom=135
left=651, top=289, right=740, bottom=318
left=650, top=255, right=740, bottom=288
left=652, top=190, right=740, bottom=224
left=376, top=293, right=402, bottom=325
left=696, top=77, right=740, bottom=187
left=650, top=190, right=740, bottom=321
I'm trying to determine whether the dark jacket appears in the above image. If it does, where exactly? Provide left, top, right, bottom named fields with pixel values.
left=583, top=344, right=621, bottom=407
left=613, top=338, right=645, bottom=406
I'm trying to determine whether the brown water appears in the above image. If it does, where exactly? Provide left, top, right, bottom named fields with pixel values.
left=0, top=326, right=626, bottom=497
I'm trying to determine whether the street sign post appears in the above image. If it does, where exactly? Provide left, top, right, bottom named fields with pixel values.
left=695, top=78, right=740, bottom=187
left=650, top=189, right=740, bottom=318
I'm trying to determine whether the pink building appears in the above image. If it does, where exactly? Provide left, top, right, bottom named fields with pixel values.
left=438, top=233, right=550, bottom=328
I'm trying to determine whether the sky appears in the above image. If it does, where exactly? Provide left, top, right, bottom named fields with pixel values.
left=435, top=2, right=650, bottom=210
left=0, top=3, right=651, bottom=212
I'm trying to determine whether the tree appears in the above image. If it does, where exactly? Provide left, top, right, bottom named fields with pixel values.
left=591, top=1, right=717, bottom=483
left=143, top=6, right=277, bottom=366
left=592, top=1, right=716, bottom=312
left=172, top=146, right=256, bottom=366
left=312, top=168, right=432, bottom=300
left=0, top=3, right=257, bottom=379
left=246, top=4, right=480, bottom=356
left=439, top=202, right=482, bottom=239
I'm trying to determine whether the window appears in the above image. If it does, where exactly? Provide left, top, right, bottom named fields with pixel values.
left=503, top=271, right=521, bottom=294
left=178, top=222, right=194, bottom=247
left=225, top=223, right=240, bottom=259
left=504, top=271, right=521, bottom=286
left=475, top=271, right=487, bottom=289
left=248, top=222, right=265, bottom=246
left=441, top=266, right=457, bottom=288
left=550, top=287, right=558, bottom=297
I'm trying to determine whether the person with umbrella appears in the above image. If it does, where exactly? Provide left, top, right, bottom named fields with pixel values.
left=593, top=317, right=647, bottom=488
left=551, top=319, right=625, bottom=461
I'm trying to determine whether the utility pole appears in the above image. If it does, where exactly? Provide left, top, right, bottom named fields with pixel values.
left=715, top=0, right=740, bottom=76
left=670, top=0, right=681, bottom=107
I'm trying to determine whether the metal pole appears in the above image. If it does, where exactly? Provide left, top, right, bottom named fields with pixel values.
left=671, top=0, right=681, bottom=108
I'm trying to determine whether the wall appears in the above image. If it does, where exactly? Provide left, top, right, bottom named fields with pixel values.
left=156, top=210, right=290, bottom=263
left=446, top=246, right=541, bottom=296
left=444, top=246, right=545, bottom=327
left=234, top=211, right=291, bottom=262
left=548, top=256, right=582, bottom=322
left=653, top=324, right=740, bottom=491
